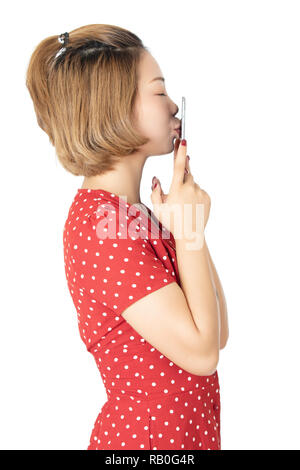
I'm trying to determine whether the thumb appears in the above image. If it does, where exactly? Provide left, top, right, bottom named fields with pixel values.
left=150, top=177, right=162, bottom=205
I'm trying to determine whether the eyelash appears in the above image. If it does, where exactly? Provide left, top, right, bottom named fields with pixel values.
left=157, top=93, right=166, bottom=96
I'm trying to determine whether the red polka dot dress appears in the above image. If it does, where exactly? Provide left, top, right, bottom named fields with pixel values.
left=63, top=188, right=221, bottom=450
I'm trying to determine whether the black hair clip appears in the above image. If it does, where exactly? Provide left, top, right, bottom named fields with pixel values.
left=58, top=32, right=69, bottom=47
left=55, top=32, right=69, bottom=59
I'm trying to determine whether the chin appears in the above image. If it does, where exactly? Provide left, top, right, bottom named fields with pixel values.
left=149, top=137, right=175, bottom=156
left=164, top=138, right=175, bottom=151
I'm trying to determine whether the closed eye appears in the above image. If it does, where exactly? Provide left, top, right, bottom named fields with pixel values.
left=157, top=93, right=166, bottom=96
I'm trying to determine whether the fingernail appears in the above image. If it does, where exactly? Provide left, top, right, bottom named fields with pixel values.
left=181, top=139, right=187, bottom=146
left=187, top=155, right=190, bottom=160
left=153, top=182, right=158, bottom=189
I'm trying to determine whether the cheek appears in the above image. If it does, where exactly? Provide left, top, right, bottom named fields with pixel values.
left=137, top=99, right=170, bottom=137
left=148, top=100, right=170, bottom=125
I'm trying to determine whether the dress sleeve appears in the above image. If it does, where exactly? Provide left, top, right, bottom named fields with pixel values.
left=79, top=211, right=177, bottom=317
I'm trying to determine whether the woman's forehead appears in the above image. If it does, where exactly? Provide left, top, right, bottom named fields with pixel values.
left=138, top=51, right=164, bottom=86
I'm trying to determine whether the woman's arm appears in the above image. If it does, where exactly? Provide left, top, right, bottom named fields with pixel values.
left=204, top=239, right=229, bottom=349
left=175, top=235, right=220, bottom=368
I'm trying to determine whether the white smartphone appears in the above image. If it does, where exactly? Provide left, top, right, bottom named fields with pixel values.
left=181, top=96, right=186, bottom=140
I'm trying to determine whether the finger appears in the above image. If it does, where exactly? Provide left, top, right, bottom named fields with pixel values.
left=171, top=139, right=187, bottom=188
left=184, top=171, right=193, bottom=183
left=151, top=177, right=167, bottom=201
left=150, top=177, right=162, bottom=205
left=155, top=178, right=166, bottom=200
left=185, top=155, right=190, bottom=173
left=184, top=156, right=194, bottom=183
left=151, top=176, right=164, bottom=193
left=174, top=138, right=180, bottom=160
left=161, top=193, right=168, bottom=203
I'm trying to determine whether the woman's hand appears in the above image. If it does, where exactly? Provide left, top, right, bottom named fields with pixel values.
left=150, top=138, right=211, bottom=239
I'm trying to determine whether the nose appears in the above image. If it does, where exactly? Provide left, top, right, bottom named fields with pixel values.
left=172, top=104, right=179, bottom=117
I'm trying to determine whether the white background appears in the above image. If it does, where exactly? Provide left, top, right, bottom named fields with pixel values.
left=1, top=0, right=299, bottom=450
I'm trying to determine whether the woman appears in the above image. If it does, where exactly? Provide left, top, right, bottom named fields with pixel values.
left=26, top=23, right=229, bottom=450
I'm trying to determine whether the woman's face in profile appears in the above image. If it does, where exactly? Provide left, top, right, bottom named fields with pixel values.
left=134, top=51, right=181, bottom=157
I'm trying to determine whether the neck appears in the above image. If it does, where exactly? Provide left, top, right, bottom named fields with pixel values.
left=81, top=154, right=147, bottom=206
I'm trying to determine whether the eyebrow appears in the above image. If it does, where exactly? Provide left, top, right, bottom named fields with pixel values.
left=149, top=76, right=165, bottom=84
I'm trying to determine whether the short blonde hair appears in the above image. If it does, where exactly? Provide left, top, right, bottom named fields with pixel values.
left=25, top=24, right=150, bottom=176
